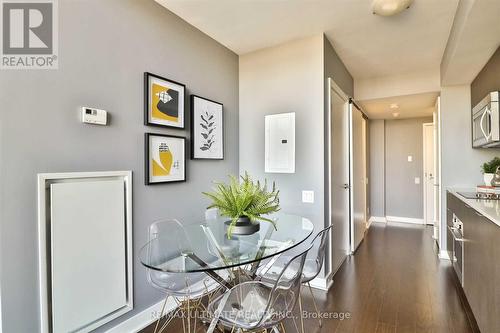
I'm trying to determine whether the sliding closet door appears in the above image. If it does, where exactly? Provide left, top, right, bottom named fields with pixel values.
left=350, top=104, right=367, bottom=252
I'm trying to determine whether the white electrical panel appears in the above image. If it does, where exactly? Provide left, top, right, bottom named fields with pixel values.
left=265, top=112, right=295, bottom=173
left=81, top=107, right=108, bottom=125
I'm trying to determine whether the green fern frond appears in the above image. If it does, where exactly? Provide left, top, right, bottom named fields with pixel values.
left=203, top=172, right=281, bottom=237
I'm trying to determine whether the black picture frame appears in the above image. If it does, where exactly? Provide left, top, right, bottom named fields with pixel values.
left=145, top=133, right=187, bottom=185
left=190, top=94, right=224, bottom=160
left=144, top=72, right=186, bottom=129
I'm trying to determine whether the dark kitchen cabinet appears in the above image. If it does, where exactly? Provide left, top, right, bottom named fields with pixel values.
left=447, top=192, right=500, bottom=332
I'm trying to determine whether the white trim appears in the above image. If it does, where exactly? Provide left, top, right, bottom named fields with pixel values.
left=422, top=122, right=434, bottom=226
left=308, top=276, right=334, bottom=291
left=438, top=250, right=451, bottom=261
left=326, top=77, right=350, bottom=278
left=105, top=298, right=177, bottom=333
left=328, top=77, right=349, bottom=101
left=368, top=216, right=387, bottom=224
left=349, top=102, right=354, bottom=253
left=38, top=171, right=133, bottom=333
left=385, top=216, right=425, bottom=224
left=437, top=96, right=443, bottom=250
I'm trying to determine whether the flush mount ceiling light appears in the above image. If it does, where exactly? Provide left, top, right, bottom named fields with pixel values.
left=390, top=103, right=399, bottom=109
left=392, top=112, right=400, bottom=118
left=372, top=0, right=414, bottom=16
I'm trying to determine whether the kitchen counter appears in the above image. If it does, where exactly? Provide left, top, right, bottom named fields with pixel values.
left=448, top=188, right=500, bottom=227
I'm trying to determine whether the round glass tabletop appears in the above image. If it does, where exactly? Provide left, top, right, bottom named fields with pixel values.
left=139, top=213, right=314, bottom=273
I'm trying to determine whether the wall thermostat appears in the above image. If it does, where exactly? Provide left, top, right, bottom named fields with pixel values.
left=81, top=107, right=108, bottom=125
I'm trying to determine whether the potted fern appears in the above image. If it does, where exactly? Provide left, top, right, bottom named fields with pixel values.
left=203, top=173, right=280, bottom=237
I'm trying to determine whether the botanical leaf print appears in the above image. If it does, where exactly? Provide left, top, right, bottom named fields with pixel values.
left=200, top=111, right=216, bottom=151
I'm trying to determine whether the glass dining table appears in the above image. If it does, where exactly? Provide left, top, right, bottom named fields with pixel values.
left=139, top=213, right=315, bottom=289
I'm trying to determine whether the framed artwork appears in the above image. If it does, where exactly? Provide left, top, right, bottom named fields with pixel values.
left=145, top=133, right=186, bottom=184
left=191, top=95, right=224, bottom=160
left=144, top=72, right=185, bottom=129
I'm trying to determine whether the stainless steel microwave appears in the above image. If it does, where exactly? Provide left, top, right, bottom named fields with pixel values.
left=472, top=91, right=500, bottom=148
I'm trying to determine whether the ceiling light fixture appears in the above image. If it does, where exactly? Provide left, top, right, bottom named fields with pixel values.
left=372, top=0, right=414, bottom=16
left=390, top=103, right=399, bottom=109
left=392, top=112, right=400, bottom=118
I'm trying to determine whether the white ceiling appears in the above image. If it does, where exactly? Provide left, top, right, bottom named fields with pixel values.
left=359, top=92, right=438, bottom=119
left=156, top=0, right=459, bottom=79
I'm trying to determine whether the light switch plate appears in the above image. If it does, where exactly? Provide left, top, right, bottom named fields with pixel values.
left=415, top=177, right=421, bottom=184
left=407, top=155, right=413, bottom=162
left=302, top=190, right=314, bottom=203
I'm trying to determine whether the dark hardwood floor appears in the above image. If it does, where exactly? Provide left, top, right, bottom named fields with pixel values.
left=141, top=222, right=475, bottom=333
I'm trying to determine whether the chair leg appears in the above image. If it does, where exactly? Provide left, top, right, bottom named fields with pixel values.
left=181, top=305, right=187, bottom=333
left=298, top=294, right=305, bottom=333
left=290, top=309, right=300, bottom=333
left=154, top=295, right=169, bottom=333
left=307, top=282, right=322, bottom=327
left=187, top=297, right=191, bottom=333
left=157, top=299, right=186, bottom=333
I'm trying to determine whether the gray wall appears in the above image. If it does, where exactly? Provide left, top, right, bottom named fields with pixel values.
left=323, top=36, right=354, bottom=97
left=239, top=35, right=325, bottom=233
left=0, top=1, right=239, bottom=332
left=369, top=120, right=385, bottom=217
left=369, top=117, right=432, bottom=219
left=471, top=46, right=500, bottom=106
left=440, top=85, right=500, bottom=251
left=323, top=34, right=355, bottom=232
left=385, top=117, right=432, bottom=219
left=239, top=35, right=354, bottom=277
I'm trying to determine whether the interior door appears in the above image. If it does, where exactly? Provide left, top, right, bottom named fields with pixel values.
left=433, top=99, right=441, bottom=243
left=329, top=79, right=350, bottom=274
left=350, top=103, right=367, bottom=253
left=423, top=123, right=435, bottom=226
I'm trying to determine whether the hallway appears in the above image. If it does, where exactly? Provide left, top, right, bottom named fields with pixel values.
left=314, top=222, right=475, bottom=332
left=143, top=222, right=476, bottom=333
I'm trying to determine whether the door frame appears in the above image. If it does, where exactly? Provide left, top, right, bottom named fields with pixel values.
left=327, top=77, right=349, bottom=277
left=422, top=122, right=434, bottom=226
left=436, top=97, right=442, bottom=248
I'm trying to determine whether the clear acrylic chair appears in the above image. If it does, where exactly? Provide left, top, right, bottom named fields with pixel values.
left=207, top=244, right=313, bottom=333
left=205, top=207, right=219, bottom=220
left=258, top=224, right=333, bottom=331
left=147, top=219, right=222, bottom=333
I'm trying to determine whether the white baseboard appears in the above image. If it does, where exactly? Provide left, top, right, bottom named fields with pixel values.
left=308, top=276, right=333, bottom=291
left=386, top=215, right=425, bottom=225
left=105, top=297, right=177, bottom=333
left=368, top=216, right=387, bottom=224
left=438, top=250, right=451, bottom=261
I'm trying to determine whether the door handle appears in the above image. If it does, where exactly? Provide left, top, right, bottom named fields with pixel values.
left=480, top=107, right=492, bottom=141
left=447, top=226, right=465, bottom=242
left=342, top=184, right=350, bottom=189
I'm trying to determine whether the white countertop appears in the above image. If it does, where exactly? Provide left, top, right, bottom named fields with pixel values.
left=448, top=188, right=500, bottom=227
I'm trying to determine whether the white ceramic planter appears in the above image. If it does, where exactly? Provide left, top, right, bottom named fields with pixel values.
left=484, top=173, right=494, bottom=186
